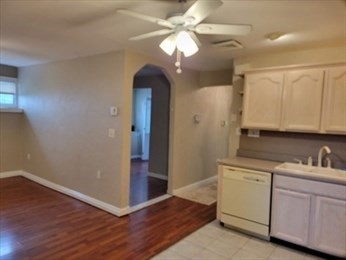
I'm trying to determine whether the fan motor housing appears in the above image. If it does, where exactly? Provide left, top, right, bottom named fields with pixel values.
left=167, top=12, right=194, bottom=25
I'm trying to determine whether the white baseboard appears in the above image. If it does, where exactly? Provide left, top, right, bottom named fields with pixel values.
left=147, top=172, right=168, bottom=181
left=0, top=170, right=129, bottom=217
left=0, top=170, right=22, bottom=178
left=129, top=194, right=172, bottom=214
left=172, top=175, right=217, bottom=196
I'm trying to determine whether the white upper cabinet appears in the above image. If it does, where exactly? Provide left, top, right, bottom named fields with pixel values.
left=283, top=69, right=324, bottom=132
left=321, top=67, right=346, bottom=134
left=241, top=63, right=346, bottom=134
left=242, top=72, right=284, bottom=130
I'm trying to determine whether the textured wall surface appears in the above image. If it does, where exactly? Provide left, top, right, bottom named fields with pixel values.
left=0, top=112, right=23, bottom=172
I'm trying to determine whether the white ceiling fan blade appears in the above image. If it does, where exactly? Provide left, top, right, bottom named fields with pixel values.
left=117, top=9, right=174, bottom=28
left=195, top=23, right=252, bottom=35
left=129, top=29, right=173, bottom=41
left=189, top=32, right=202, bottom=47
left=183, top=0, right=223, bottom=25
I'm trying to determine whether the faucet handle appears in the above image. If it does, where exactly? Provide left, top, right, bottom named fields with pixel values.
left=293, top=158, right=303, bottom=165
left=307, top=156, right=313, bottom=167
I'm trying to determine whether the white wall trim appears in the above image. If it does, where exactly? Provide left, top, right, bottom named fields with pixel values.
left=129, top=194, right=172, bottom=214
left=0, top=170, right=22, bottom=178
left=147, top=171, right=168, bottom=181
left=1, top=170, right=129, bottom=217
left=172, top=175, right=217, bottom=196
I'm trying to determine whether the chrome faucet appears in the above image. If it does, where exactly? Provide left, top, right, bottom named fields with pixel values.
left=317, top=146, right=332, bottom=168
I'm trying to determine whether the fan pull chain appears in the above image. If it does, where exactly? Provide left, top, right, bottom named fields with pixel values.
left=175, top=50, right=182, bottom=74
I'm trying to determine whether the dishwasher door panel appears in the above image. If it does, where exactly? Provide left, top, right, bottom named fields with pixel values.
left=221, top=170, right=271, bottom=225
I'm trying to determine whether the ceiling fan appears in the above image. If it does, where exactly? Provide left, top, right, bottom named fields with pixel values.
left=117, top=0, right=252, bottom=73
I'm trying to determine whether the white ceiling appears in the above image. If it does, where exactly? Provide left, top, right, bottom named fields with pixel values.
left=1, top=0, right=345, bottom=71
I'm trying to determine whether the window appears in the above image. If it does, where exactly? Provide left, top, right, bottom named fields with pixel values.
left=0, top=77, right=17, bottom=108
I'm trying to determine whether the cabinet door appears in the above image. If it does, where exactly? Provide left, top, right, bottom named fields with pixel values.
left=242, top=72, right=284, bottom=130
left=311, top=196, right=346, bottom=257
left=271, top=188, right=311, bottom=246
left=283, top=69, right=324, bottom=132
left=321, top=67, right=346, bottom=134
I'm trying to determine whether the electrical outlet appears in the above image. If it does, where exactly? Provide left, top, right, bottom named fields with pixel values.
left=97, top=170, right=102, bottom=180
left=248, top=129, right=260, bottom=138
left=27, top=153, right=31, bottom=160
left=110, top=106, right=118, bottom=116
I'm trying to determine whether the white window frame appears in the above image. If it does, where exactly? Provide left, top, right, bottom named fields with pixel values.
left=0, top=76, right=18, bottom=109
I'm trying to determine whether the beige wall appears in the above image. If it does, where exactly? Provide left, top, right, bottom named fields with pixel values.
left=19, top=51, right=125, bottom=207
left=0, top=65, right=22, bottom=172
left=0, top=112, right=23, bottom=172
left=17, top=49, right=232, bottom=209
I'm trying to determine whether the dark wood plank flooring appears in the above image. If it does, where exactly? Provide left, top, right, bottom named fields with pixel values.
left=130, top=159, right=167, bottom=206
left=0, top=177, right=216, bottom=259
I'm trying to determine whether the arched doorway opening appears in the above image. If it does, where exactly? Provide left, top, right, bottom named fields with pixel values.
left=129, top=65, right=171, bottom=207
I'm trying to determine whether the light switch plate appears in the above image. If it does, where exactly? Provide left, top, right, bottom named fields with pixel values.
left=108, top=128, right=115, bottom=138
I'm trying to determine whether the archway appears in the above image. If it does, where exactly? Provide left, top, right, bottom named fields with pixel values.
left=129, top=65, right=171, bottom=207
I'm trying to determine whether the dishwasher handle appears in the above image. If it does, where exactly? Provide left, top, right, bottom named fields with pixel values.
left=223, top=167, right=271, bottom=185
left=243, top=176, right=265, bottom=183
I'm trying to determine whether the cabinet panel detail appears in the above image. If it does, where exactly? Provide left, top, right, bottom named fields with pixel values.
left=283, top=69, right=324, bottom=132
left=271, top=188, right=310, bottom=246
left=311, top=196, right=346, bottom=257
left=322, top=67, right=346, bottom=133
left=242, top=73, right=284, bottom=129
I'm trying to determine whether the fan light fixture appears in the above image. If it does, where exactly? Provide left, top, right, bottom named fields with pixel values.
left=176, top=31, right=199, bottom=57
left=117, top=0, right=252, bottom=74
left=160, top=31, right=199, bottom=57
left=160, top=31, right=199, bottom=73
left=159, top=34, right=177, bottom=56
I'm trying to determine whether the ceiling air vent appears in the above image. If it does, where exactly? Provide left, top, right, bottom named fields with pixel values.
left=212, top=39, right=244, bottom=49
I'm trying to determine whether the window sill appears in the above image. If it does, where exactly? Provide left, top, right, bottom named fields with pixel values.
left=0, top=108, right=24, bottom=113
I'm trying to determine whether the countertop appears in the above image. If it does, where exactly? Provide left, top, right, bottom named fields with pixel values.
left=217, top=157, right=281, bottom=172
left=218, top=157, right=346, bottom=185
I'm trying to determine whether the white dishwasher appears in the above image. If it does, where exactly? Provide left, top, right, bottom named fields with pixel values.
left=220, top=166, right=272, bottom=239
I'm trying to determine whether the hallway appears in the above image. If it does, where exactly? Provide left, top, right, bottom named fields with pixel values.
left=130, top=159, right=167, bottom=206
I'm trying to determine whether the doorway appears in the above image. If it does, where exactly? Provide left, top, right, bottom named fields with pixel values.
left=130, top=65, right=170, bottom=207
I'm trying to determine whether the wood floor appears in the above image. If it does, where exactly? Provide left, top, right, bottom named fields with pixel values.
left=0, top=177, right=216, bottom=259
left=130, top=159, right=167, bottom=206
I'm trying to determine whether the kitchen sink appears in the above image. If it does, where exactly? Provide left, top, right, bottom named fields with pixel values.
left=312, top=167, right=346, bottom=178
left=276, top=162, right=313, bottom=172
left=275, top=162, right=346, bottom=182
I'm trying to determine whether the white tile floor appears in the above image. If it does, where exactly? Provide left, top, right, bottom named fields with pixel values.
left=152, top=220, right=324, bottom=260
